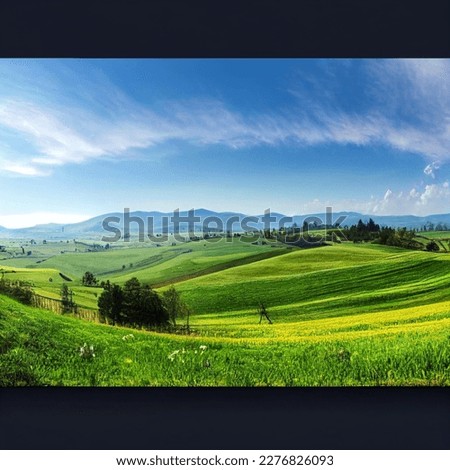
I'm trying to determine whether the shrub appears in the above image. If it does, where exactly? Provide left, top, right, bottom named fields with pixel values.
left=0, top=278, right=33, bottom=305
left=426, top=241, right=440, bottom=252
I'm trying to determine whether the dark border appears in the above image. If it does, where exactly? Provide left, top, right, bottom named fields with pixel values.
left=1, top=387, right=449, bottom=449
left=0, top=0, right=449, bottom=58
left=0, top=0, right=449, bottom=452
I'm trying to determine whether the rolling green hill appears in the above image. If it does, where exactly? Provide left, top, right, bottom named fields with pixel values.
left=1, top=239, right=285, bottom=309
left=1, top=241, right=449, bottom=386
left=170, top=244, right=450, bottom=321
left=5, top=238, right=280, bottom=281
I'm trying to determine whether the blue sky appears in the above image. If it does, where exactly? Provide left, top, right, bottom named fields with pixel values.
left=0, top=59, right=449, bottom=228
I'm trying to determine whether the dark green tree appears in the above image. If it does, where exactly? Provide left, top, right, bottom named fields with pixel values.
left=138, top=284, right=169, bottom=327
left=61, top=283, right=75, bottom=313
left=81, top=271, right=98, bottom=287
left=122, top=277, right=168, bottom=327
left=162, top=286, right=190, bottom=328
left=97, top=277, right=169, bottom=328
left=98, top=280, right=123, bottom=325
left=122, top=277, right=141, bottom=324
left=367, top=218, right=379, bottom=232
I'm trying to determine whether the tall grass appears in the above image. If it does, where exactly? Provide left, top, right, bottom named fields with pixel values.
left=1, top=295, right=448, bottom=386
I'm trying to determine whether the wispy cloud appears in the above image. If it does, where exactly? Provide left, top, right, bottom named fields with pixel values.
left=0, top=211, right=93, bottom=229
left=289, top=59, right=450, bottom=161
left=0, top=59, right=449, bottom=177
left=0, top=161, right=49, bottom=177
left=0, top=97, right=171, bottom=173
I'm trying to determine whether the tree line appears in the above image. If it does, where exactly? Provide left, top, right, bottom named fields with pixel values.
left=340, top=219, right=442, bottom=251
left=96, top=276, right=190, bottom=330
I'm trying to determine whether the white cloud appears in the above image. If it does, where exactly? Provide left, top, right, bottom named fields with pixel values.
left=373, top=183, right=450, bottom=215
left=299, top=182, right=450, bottom=217
left=0, top=99, right=165, bottom=172
left=0, top=159, right=49, bottom=177
left=0, top=59, right=449, bottom=177
left=423, top=161, right=440, bottom=179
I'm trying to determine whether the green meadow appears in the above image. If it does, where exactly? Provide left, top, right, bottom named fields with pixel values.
left=1, top=237, right=450, bottom=386
left=0, top=238, right=283, bottom=308
left=417, top=231, right=450, bottom=239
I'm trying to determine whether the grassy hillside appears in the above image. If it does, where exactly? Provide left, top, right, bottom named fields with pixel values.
left=419, top=231, right=450, bottom=239
left=0, top=264, right=103, bottom=309
left=2, top=239, right=285, bottom=309
left=31, top=238, right=279, bottom=281
left=1, top=294, right=448, bottom=386
left=170, top=244, right=450, bottom=321
left=1, top=242, right=449, bottom=386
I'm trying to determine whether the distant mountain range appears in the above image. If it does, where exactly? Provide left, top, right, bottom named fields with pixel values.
left=2, top=209, right=450, bottom=240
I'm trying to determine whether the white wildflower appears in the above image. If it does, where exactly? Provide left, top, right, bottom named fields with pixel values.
left=122, top=334, right=135, bottom=341
left=79, top=342, right=95, bottom=359
left=168, top=350, right=180, bottom=361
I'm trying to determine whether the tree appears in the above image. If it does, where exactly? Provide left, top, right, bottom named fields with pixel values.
left=258, top=302, right=273, bottom=324
left=367, top=218, right=379, bottom=232
left=162, top=286, right=190, bottom=328
left=81, top=271, right=98, bottom=287
left=121, top=277, right=141, bottom=324
left=138, top=284, right=169, bottom=327
left=97, top=277, right=169, bottom=329
left=61, top=283, right=75, bottom=313
left=356, top=219, right=365, bottom=232
left=98, top=281, right=123, bottom=325
left=122, top=277, right=168, bottom=327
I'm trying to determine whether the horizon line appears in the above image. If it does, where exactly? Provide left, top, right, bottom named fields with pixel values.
left=2, top=207, right=450, bottom=230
